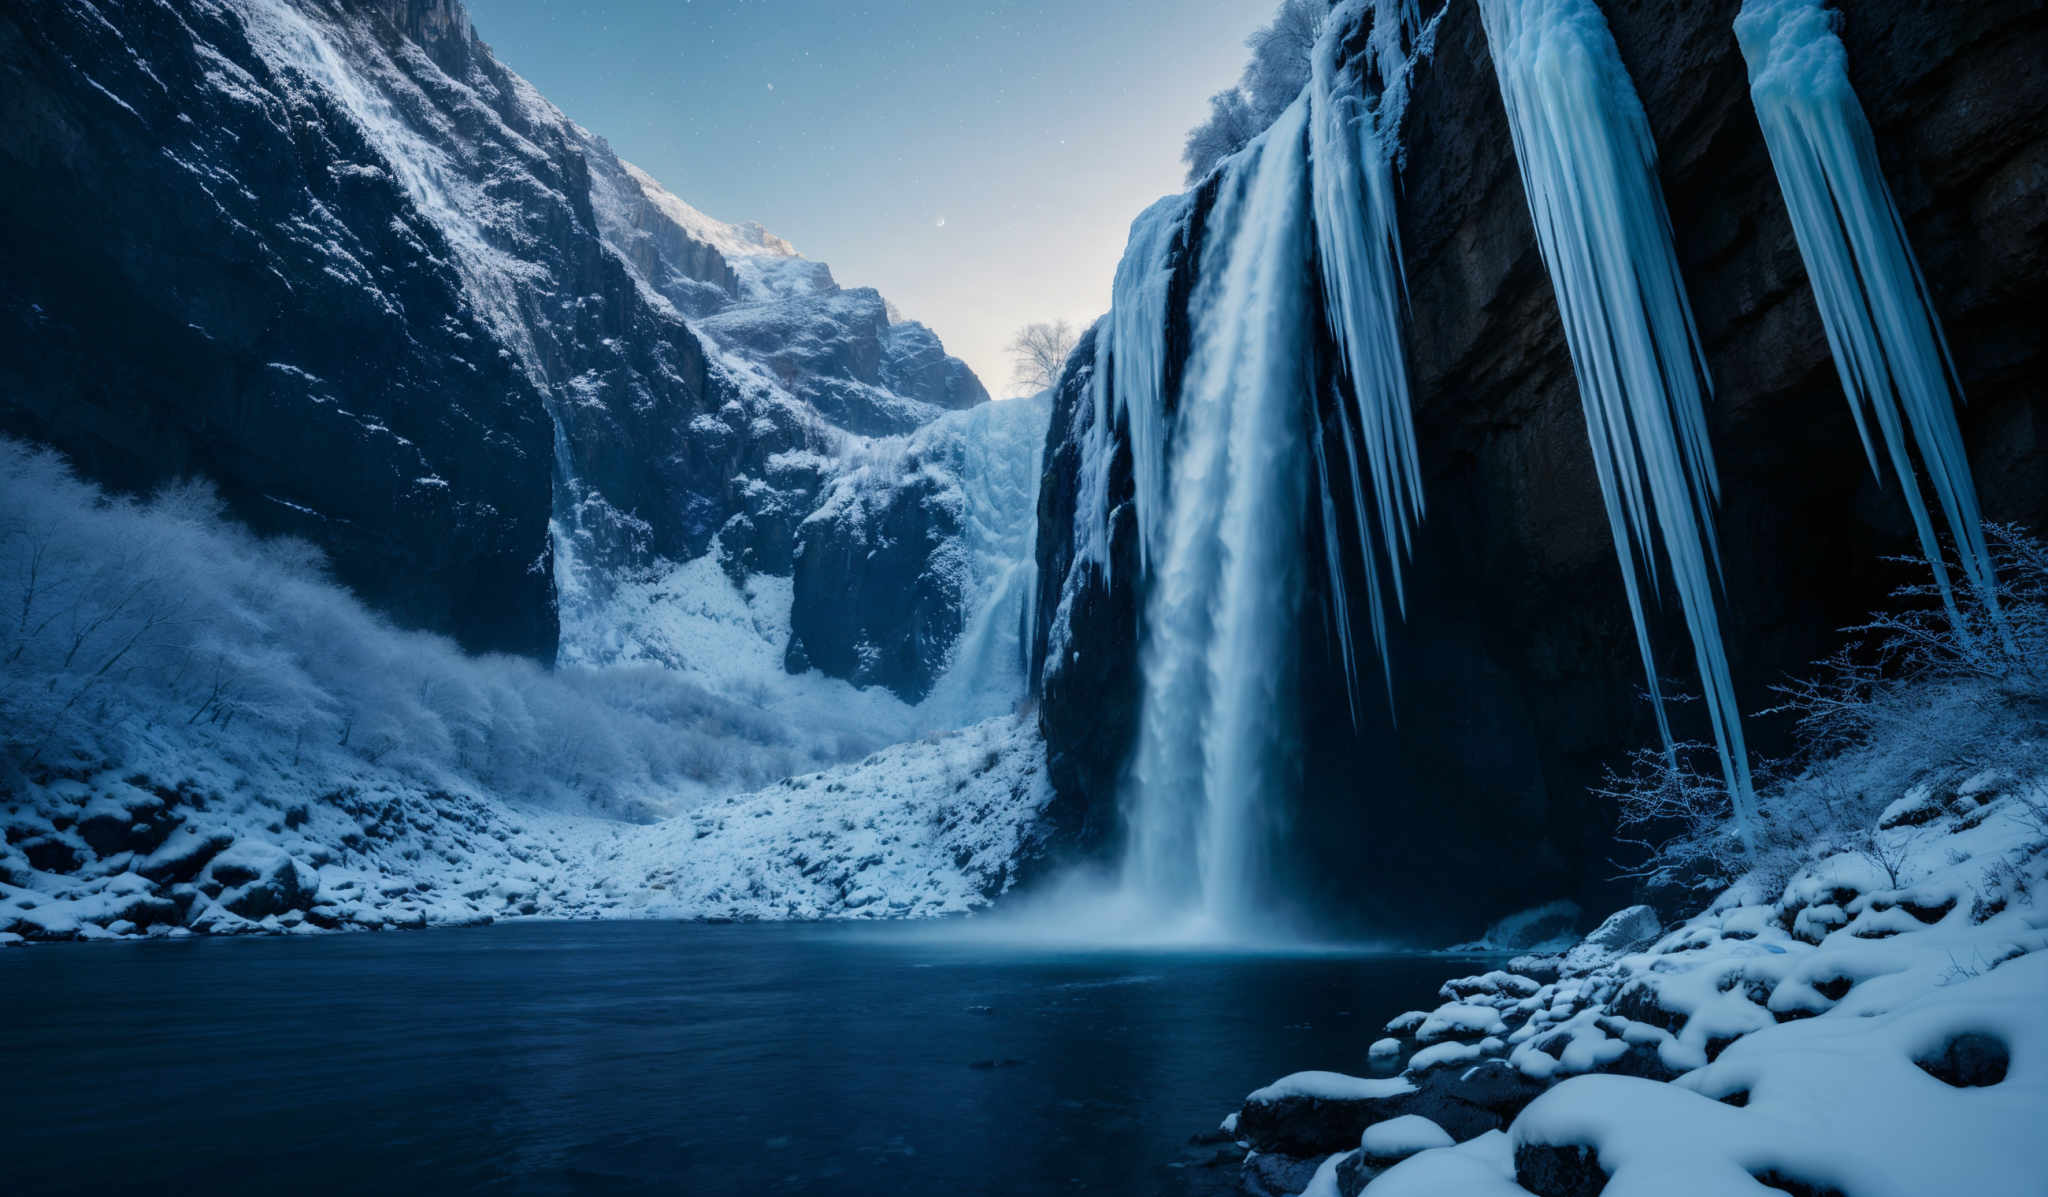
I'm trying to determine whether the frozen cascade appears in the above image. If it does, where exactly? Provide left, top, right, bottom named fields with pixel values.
left=1734, top=0, right=2009, bottom=651
left=1305, top=0, right=1437, bottom=713
left=1121, top=100, right=1314, bottom=932
left=1079, top=196, right=1189, bottom=581
left=1477, top=0, right=1760, bottom=852
left=923, top=395, right=1053, bottom=724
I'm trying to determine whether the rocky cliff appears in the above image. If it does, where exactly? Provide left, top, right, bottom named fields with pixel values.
left=0, top=0, right=994, bottom=679
left=1031, top=0, right=2047, bottom=937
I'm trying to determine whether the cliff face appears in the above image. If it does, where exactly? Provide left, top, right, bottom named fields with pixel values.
left=0, top=0, right=993, bottom=676
left=1032, top=0, right=2048, bottom=936
left=0, top=0, right=561, bottom=657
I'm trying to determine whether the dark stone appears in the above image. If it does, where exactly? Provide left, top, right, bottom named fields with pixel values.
left=1240, top=1151, right=1328, bottom=1197
left=1515, top=1141, right=1607, bottom=1197
left=1237, top=1061, right=1547, bottom=1157
left=137, top=828, right=234, bottom=885
left=20, top=836, right=80, bottom=875
left=1752, top=1170, right=1849, bottom=1197
left=787, top=468, right=966, bottom=702
left=1914, top=1030, right=2010, bottom=1087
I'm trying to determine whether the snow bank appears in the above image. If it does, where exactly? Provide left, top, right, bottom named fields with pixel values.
left=1313, top=775, right=2048, bottom=1195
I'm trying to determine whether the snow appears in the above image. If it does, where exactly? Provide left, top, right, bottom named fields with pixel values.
left=1477, top=0, right=1761, bottom=853
left=1734, top=0, right=2009, bottom=652
left=1322, top=771, right=2048, bottom=1195
left=1249, top=1071, right=1418, bottom=1105
left=0, top=443, right=1055, bottom=941
left=1364, top=1131, right=1527, bottom=1196
left=1361, top=1114, right=1455, bottom=1158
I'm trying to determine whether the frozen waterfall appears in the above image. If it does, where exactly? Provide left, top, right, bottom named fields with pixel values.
left=1477, top=0, right=1760, bottom=853
left=1735, top=0, right=2009, bottom=653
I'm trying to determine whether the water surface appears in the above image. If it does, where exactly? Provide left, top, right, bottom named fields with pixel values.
left=0, top=922, right=1473, bottom=1195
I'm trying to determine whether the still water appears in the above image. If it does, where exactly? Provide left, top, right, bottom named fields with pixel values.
left=0, top=922, right=1472, bottom=1195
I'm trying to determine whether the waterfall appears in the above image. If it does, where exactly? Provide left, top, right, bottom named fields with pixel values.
left=1477, top=0, right=1760, bottom=853
left=1120, top=99, right=1315, bottom=933
left=1735, top=0, right=2009, bottom=652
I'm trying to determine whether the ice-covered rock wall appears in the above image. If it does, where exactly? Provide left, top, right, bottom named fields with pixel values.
left=1029, top=0, right=2048, bottom=938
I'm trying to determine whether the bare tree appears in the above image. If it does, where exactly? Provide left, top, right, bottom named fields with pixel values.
left=1008, top=320, right=1078, bottom=395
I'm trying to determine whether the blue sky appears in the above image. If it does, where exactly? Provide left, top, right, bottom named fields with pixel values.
left=464, top=0, right=1274, bottom=396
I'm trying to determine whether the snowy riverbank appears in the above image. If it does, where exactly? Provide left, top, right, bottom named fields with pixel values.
left=0, top=715, right=1050, bottom=944
left=1224, top=770, right=2048, bottom=1197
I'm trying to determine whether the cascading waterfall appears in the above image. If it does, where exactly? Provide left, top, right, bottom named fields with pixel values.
left=1121, top=100, right=1315, bottom=932
left=1097, top=0, right=1439, bottom=935
left=1734, top=0, right=2009, bottom=652
left=1477, top=0, right=1761, bottom=853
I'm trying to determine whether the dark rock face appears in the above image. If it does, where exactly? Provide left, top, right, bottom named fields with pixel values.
left=2, top=0, right=992, bottom=668
left=0, top=0, right=558, bottom=657
left=787, top=455, right=968, bottom=703
left=1029, top=0, right=2048, bottom=938
left=1028, top=326, right=1141, bottom=847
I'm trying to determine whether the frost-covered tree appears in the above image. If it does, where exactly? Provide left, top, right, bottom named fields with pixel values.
left=1007, top=320, right=1078, bottom=395
left=1243, top=0, right=1328, bottom=122
left=1183, top=88, right=1262, bottom=181
left=1182, top=0, right=1331, bottom=182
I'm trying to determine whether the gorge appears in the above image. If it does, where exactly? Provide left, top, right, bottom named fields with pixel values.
left=2, top=0, right=2044, bottom=1194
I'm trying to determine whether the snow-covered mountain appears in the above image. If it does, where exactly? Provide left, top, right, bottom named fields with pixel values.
left=1, top=0, right=993, bottom=663
left=0, top=0, right=1050, bottom=942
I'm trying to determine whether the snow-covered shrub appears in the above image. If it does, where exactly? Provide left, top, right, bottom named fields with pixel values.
left=1183, top=0, right=1331, bottom=181
left=0, top=439, right=903, bottom=820
left=1608, top=526, right=2048, bottom=895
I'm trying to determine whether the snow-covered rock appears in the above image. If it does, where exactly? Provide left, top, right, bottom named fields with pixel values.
left=1233, top=774, right=2048, bottom=1197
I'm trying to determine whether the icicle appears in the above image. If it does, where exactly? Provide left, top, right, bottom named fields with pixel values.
left=1477, top=0, right=1759, bottom=855
left=1071, top=197, right=1188, bottom=587
left=1305, top=0, right=1435, bottom=717
left=1735, top=0, right=2009, bottom=655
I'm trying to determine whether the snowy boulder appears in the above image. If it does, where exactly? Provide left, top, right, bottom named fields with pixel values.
left=1238, top=1072, right=1419, bottom=1155
left=1237, top=1060, right=1547, bottom=1157
left=1560, top=905, right=1661, bottom=975
left=202, top=842, right=318, bottom=920
left=1415, top=1003, right=1510, bottom=1044
left=1358, top=1114, right=1455, bottom=1168
left=138, top=826, right=234, bottom=885
left=1453, top=900, right=1582, bottom=952
left=1368, top=1037, right=1404, bottom=1074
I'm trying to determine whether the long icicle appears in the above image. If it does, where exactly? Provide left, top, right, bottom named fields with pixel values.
left=1734, top=0, right=2011, bottom=656
left=1306, top=0, right=1436, bottom=718
left=1478, top=0, right=1760, bottom=856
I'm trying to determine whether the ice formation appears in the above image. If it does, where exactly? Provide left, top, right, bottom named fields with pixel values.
left=1103, top=0, right=1443, bottom=932
left=1477, top=0, right=1759, bottom=852
left=1735, top=0, right=2009, bottom=651
left=1306, top=0, right=1431, bottom=712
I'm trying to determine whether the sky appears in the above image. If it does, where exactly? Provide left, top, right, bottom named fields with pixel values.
left=463, top=0, right=1275, bottom=397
